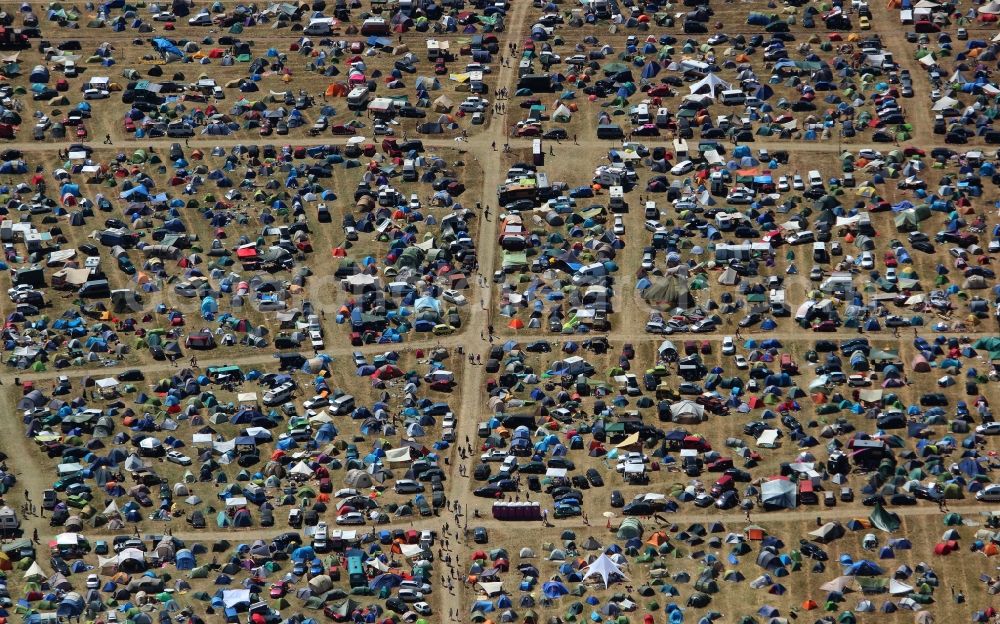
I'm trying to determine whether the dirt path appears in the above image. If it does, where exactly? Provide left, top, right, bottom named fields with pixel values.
left=435, top=1, right=531, bottom=620
left=868, top=1, right=935, bottom=145
left=31, top=135, right=930, bottom=155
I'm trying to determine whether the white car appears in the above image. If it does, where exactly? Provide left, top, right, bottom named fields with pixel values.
left=166, top=451, right=192, bottom=466
left=84, top=89, right=110, bottom=100
left=792, top=174, right=804, bottom=190
left=481, top=449, right=507, bottom=462
left=777, top=176, right=789, bottom=192
left=413, top=602, right=434, bottom=616
left=613, top=214, right=625, bottom=235
left=975, top=422, right=1000, bottom=435
left=442, top=289, right=467, bottom=306
left=976, top=484, right=1000, bottom=501
left=373, top=122, right=394, bottom=136
left=721, top=336, right=735, bottom=356
left=459, top=96, right=489, bottom=112
left=86, top=574, right=100, bottom=590
left=885, top=267, right=897, bottom=283
left=336, top=512, right=366, bottom=525
left=670, top=160, right=694, bottom=175
left=152, top=11, right=177, bottom=20
left=734, top=355, right=748, bottom=369
left=302, top=395, right=329, bottom=410
left=188, top=11, right=212, bottom=24
left=309, top=330, right=324, bottom=350
left=859, top=251, right=874, bottom=270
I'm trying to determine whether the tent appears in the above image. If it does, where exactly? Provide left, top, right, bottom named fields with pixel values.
left=761, top=479, right=797, bottom=509
left=581, top=553, right=626, bottom=588
left=869, top=504, right=901, bottom=533
left=689, top=73, right=731, bottom=98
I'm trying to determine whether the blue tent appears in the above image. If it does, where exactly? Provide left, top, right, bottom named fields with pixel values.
left=543, top=581, right=569, bottom=598
left=844, top=560, right=883, bottom=576
left=176, top=549, right=195, bottom=570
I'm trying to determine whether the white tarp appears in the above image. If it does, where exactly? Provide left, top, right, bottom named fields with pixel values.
left=385, top=447, right=412, bottom=463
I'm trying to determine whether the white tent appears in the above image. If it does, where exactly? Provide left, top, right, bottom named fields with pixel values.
left=932, top=96, right=958, bottom=111
left=23, top=561, right=45, bottom=581
left=689, top=73, right=731, bottom=98
left=979, top=0, right=1000, bottom=13
left=553, top=104, right=572, bottom=122
left=889, top=579, right=914, bottom=595
left=478, top=581, right=505, bottom=597
left=670, top=399, right=706, bottom=423
left=581, top=553, right=627, bottom=588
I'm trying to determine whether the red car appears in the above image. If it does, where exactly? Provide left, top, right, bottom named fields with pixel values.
left=123, top=118, right=136, bottom=132
left=813, top=320, right=839, bottom=332
left=76, top=125, right=88, bottom=139
left=269, top=582, right=289, bottom=599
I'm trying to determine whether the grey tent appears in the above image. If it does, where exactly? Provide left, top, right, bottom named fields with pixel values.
left=761, top=479, right=797, bottom=510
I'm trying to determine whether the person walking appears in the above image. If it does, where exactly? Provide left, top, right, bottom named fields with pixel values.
left=104, top=134, right=112, bottom=145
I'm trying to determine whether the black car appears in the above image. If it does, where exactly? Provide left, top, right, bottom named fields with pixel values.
left=586, top=468, right=604, bottom=487
left=715, top=490, right=738, bottom=509
left=571, top=475, right=590, bottom=489
left=547, top=457, right=575, bottom=470
left=474, top=485, right=503, bottom=498
left=397, top=105, right=426, bottom=118
left=525, top=340, right=552, bottom=353
left=622, top=500, right=652, bottom=516
left=542, top=128, right=568, bottom=140
left=799, top=540, right=829, bottom=561
left=920, top=393, right=948, bottom=406
left=610, top=490, right=624, bottom=507
left=473, top=527, right=489, bottom=544
left=911, top=485, right=943, bottom=502
left=890, top=493, right=917, bottom=506
left=117, top=369, right=145, bottom=382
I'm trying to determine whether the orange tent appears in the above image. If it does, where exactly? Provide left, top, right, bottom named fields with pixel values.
left=802, top=600, right=818, bottom=610
left=325, top=83, right=349, bottom=97
left=983, top=543, right=999, bottom=556
left=508, top=319, right=524, bottom=329
left=646, top=531, right=669, bottom=546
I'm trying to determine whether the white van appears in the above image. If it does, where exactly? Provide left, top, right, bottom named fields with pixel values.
left=572, top=262, right=607, bottom=285
left=632, top=103, right=650, bottom=125
left=720, top=89, right=746, bottom=105
left=331, top=394, right=356, bottom=415
left=655, top=107, right=670, bottom=127
left=807, top=170, right=823, bottom=189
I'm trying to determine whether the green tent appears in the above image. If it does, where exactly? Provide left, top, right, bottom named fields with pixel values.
left=869, top=504, right=901, bottom=533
